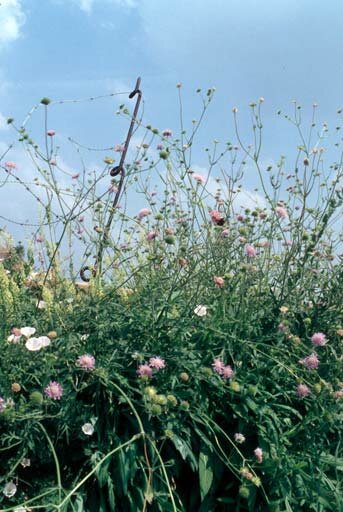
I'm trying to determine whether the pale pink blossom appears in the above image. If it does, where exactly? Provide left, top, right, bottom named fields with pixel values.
left=297, top=383, right=310, bottom=398
left=146, top=231, right=157, bottom=241
left=109, top=185, right=118, bottom=193
left=115, top=144, right=125, bottom=153
left=76, top=354, right=95, bottom=370
left=162, top=129, right=172, bottom=137
left=237, top=214, right=245, bottom=222
left=275, top=206, right=288, bottom=219
left=245, top=244, right=257, bottom=258
left=47, top=129, right=56, bottom=136
left=137, top=364, right=153, bottom=378
left=299, top=353, right=319, bottom=370
left=138, top=208, right=151, bottom=220
left=212, top=358, right=225, bottom=374
left=222, top=365, right=234, bottom=379
left=4, top=161, right=16, bottom=170
left=311, top=332, right=327, bottom=346
left=193, top=173, right=205, bottom=184
left=221, top=228, right=230, bottom=238
left=254, top=447, right=263, bottom=463
left=209, top=210, right=224, bottom=225
left=156, top=144, right=163, bottom=150
left=149, top=357, right=166, bottom=370
left=44, top=381, right=63, bottom=400
left=72, top=173, right=80, bottom=179
left=213, top=276, right=225, bottom=288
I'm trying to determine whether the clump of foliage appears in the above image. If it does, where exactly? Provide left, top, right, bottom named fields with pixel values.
left=0, top=90, right=343, bottom=511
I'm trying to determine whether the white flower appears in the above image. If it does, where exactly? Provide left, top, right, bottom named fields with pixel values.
left=37, top=300, right=47, bottom=309
left=20, top=326, right=36, bottom=338
left=7, top=334, right=21, bottom=343
left=234, top=433, right=246, bottom=444
left=38, top=336, right=51, bottom=347
left=14, top=508, right=27, bottom=512
left=3, top=481, right=17, bottom=498
left=25, top=337, right=43, bottom=351
left=20, top=458, right=31, bottom=468
left=194, top=305, right=207, bottom=317
left=82, top=423, right=94, bottom=436
left=25, top=336, right=51, bottom=351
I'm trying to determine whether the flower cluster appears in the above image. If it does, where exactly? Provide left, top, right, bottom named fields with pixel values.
left=137, top=356, right=166, bottom=378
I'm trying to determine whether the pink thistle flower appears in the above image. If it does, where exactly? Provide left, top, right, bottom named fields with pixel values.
left=138, top=208, right=151, bottom=220
left=297, top=383, right=310, bottom=398
left=311, top=332, right=327, bottom=346
left=162, top=129, right=172, bottom=137
left=299, top=353, right=319, bottom=370
left=76, top=354, right=95, bottom=370
left=275, top=206, right=288, bottom=219
left=4, top=161, right=16, bottom=170
left=146, top=231, right=157, bottom=241
left=137, top=364, right=153, bottom=378
left=193, top=173, right=205, bottom=184
left=156, top=144, right=163, bottom=150
left=44, top=381, right=63, bottom=400
left=254, top=447, right=263, bottom=463
left=209, top=210, right=224, bottom=225
left=222, top=365, right=234, bottom=379
left=213, top=276, right=225, bottom=288
left=221, top=228, right=230, bottom=238
left=234, top=433, right=246, bottom=444
left=47, top=129, right=56, bottom=137
left=245, top=244, right=257, bottom=258
left=115, top=144, right=125, bottom=153
left=149, top=357, right=166, bottom=370
left=212, top=358, right=225, bottom=375
left=237, top=214, right=245, bottom=222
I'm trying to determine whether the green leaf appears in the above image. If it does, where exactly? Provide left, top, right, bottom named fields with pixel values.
left=199, top=448, right=213, bottom=501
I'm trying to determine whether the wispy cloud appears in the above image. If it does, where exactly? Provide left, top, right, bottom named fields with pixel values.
left=0, top=0, right=25, bottom=47
left=72, top=0, right=137, bottom=14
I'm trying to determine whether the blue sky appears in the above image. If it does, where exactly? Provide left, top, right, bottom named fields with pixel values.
left=0, top=0, right=343, bottom=242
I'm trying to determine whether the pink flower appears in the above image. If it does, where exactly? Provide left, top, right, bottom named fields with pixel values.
left=213, top=276, right=225, bottom=288
left=149, top=357, right=166, bottom=370
left=193, top=173, right=205, bottom=184
left=115, top=144, right=125, bottom=153
left=222, top=365, right=234, bottom=379
left=138, top=208, right=151, bottom=220
left=109, top=185, right=118, bottom=193
left=278, top=322, right=287, bottom=332
left=209, top=210, right=224, bottom=225
left=146, top=231, right=157, bottom=241
left=334, top=389, right=343, bottom=398
left=44, top=381, right=63, bottom=400
left=245, top=244, right=257, bottom=258
left=221, top=228, right=230, bottom=238
left=237, top=214, right=245, bottom=222
left=311, top=332, right=327, bottom=346
left=212, top=358, right=225, bottom=374
left=76, top=354, right=95, bottom=370
left=254, top=447, right=263, bottom=463
left=297, top=383, right=310, bottom=398
left=162, top=129, right=172, bottom=137
left=72, top=173, right=80, bottom=179
left=0, top=397, right=5, bottom=412
left=156, top=144, right=163, bottom=150
left=275, top=206, right=288, bottom=219
left=137, top=364, right=153, bottom=378
left=299, top=353, right=319, bottom=370
left=4, top=161, right=16, bottom=170
left=47, top=129, right=56, bottom=137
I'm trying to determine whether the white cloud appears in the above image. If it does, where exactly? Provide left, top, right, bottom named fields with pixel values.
left=0, top=0, right=25, bottom=46
left=73, top=0, right=136, bottom=13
